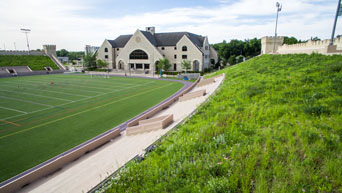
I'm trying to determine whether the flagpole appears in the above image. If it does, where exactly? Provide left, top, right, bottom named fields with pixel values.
left=330, top=0, right=342, bottom=45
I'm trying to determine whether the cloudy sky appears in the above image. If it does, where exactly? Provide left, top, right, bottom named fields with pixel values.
left=0, top=0, right=341, bottom=51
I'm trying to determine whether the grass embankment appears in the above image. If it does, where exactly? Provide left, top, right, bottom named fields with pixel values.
left=0, top=55, right=58, bottom=70
left=108, top=54, right=342, bottom=192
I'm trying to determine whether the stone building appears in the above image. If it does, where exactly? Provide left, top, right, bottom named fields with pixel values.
left=97, top=27, right=218, bottom=73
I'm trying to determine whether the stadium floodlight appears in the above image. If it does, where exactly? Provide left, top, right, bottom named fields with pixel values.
left=329, top=0, right=342, bottom=45
left=273, top=2, right=282, bottom=53
left=21, top=28, right=31, bottom=54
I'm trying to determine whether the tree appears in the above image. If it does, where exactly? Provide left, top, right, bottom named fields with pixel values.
left=283, top=36, right=299, bottom=45
left=83, top=53, right=97, bottom=69
left=159, top=58, right=171, bottom=72
left=56, top=49, right=69, bottom=57
left=96, top=59, right=109, bottom=69
left=211, top=38, right=261, bottom=64
left=181, top=59, right=191, bottom=72
left=228, top=55, right=236, bottom=65
left=311, top=37, right=321, bottom=41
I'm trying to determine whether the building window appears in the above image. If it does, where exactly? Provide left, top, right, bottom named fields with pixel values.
left=104, top=48, right=108, bottom=52
left=105, top=55, right=108, bottom=59
left=163, top=54, right=165, bottom=57
left=182, top=46, right=187, bottom=51
left=130, top=63, right=134, bottom=69
left=174, top=63, right=177, bottom=71
left=117, top=48, right=119, bottom=51
left=205, top=46, right=209, bottom=50
left=136, top=64, right=143, bottom=69
left=174, top=47, right=177, bottom=50
left=144, top=64, right=150, bottom=69
left=174, top=55, right=177, bottom=59
left=129, top=49, right=148, bottom=59
left=182, top=55, right=187, bottom=59
left=205, top=55, right=208, bottom=59
left=161, top=47, right=165, bottom=50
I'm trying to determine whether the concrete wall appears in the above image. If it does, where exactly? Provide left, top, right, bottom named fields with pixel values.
left=43, top=45, right=57, bottom=56
left=0, top=50, right=45, bottom=56
left=277, top=38, right=342, bottom=55
left=261, top=36, right=284, bottom=54
left=261, top=36, right=342, bottom=55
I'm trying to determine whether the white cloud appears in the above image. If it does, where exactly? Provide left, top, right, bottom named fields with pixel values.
left=0, top=0, right=340, bottom=51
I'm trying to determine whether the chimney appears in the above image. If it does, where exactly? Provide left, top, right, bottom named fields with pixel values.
left=146, top=27, right=155, bottom=35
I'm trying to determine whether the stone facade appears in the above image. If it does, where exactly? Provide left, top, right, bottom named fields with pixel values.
left=97, top=27, right=218, bottom=73
left=262, top=36, right=342, bottom=55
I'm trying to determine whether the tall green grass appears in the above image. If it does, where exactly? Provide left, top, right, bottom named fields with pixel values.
left=107, top=54, right=342, bottom=192
left=0, top=55, right=58, bottom=70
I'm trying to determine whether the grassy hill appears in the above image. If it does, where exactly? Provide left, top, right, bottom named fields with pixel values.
left=107, top=54, right=342, bottom=192
left=0, top=55, right=58, bottom=71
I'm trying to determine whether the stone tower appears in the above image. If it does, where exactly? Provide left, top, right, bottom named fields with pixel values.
left=261, top=36, right=284, bottom=54
left=43, top=45, right=57, bottom=56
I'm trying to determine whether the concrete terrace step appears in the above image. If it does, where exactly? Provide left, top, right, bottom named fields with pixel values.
left=179, top=89, right=206, bottom=102
left=196, top=77, right=215, bottom=87
left=126, top=114, right=173, bottom=135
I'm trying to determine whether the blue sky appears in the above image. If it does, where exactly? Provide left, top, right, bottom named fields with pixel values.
left=0, top=0, right=341, bottom=51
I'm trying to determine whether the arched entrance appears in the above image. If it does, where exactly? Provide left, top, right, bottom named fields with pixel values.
left=118, top=60, right=124, bottom=70
left=193, top=60, right=200, bottom=71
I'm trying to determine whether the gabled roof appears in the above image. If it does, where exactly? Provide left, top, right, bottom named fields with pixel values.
left=108, top=30, right=205, bottom=48
left=108, top=35, right=132, bottom=48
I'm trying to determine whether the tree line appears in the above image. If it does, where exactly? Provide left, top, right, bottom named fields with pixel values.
left=211, top=38, right=261, bottom=66
left=210, top=35, right=335, bottom=66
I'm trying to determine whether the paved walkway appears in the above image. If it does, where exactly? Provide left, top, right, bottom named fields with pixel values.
left=18, top=75, right=225, bottom=193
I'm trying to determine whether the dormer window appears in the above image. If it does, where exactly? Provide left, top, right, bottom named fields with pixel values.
left=104, top=48, right=108, bottom=52
left=182, top=46, right=187, bottom=51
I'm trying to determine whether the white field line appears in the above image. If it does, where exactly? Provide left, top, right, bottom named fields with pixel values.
left=0, top=88, right=74, bottom=102
left=0, top=105, right=27, bottom=114
left=0, top=81, right=155, bottom=121
left=19, top=80, right=117, bottom=91
left=0, top=96, right=54, bottom=107
left=19, top=79, right=115, bottom=91
left=1, top=83, right=91, bottom=98
left=14, top=81, right=103, bottom=95
left=39, top=77, right=138, bottom=87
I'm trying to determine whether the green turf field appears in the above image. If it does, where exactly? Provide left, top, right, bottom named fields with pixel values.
left=0, top=74, right=184, bottom=182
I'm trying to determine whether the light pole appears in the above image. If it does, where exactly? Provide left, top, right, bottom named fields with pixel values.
left=21, top=28, right=31, bottom=54
left=329, top=0, right=342, bottom=45
left=273, top=2, right=282, bottom=53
